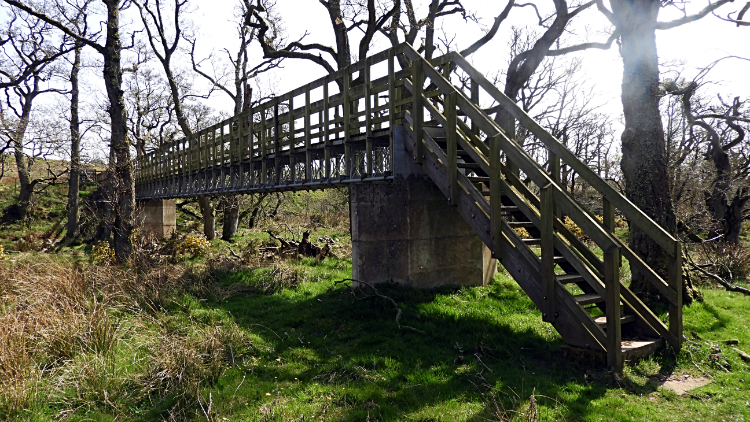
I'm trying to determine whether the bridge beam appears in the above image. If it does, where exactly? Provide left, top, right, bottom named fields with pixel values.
left=137, top=199, right=176, bottom=239
left=350, top=125, right=495, bottom=288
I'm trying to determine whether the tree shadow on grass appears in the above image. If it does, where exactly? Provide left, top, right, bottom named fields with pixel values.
left=191, top=265, right=671, bottom=421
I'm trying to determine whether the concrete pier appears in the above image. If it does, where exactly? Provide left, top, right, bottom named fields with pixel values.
left=350, top=126, right=495, bottom=288
left=137, top=199, right=176, bottom=238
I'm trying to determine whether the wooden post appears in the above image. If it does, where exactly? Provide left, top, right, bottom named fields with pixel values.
left=261, top=106, right=267, bottom=184
left=274, top=99, right=281, bottom=184
left=470, top=79, right=479, bottom=136
left=388, top=49, right=396, bottom=174
left=289, top=96, right=296, bottom=183
left=550, top=151, right=561, bottom=218
left=605, top=247, right=623, bottom=370
left=489, top=134, right=503, bottom=263
left=668, top=242, right=683, bottom=349
left=365, top=62, right=373, bottom=177
left=324, top=77, right=331, bottom=179
left=540, top=184, right=556, bottom=323
left=305, top=86, right=312, bottom=181
left=446, top=91, right=458, bottom=205
left=344, top=69, right=351, bottom=177
left=412, top=58, right=424, bottom=164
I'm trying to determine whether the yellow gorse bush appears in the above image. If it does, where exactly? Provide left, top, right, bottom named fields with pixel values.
left=0, top=244, right=5, bottom=260
left=174, top=233, right=211, bottom=256
left=92, top=241, right=115, bottom=265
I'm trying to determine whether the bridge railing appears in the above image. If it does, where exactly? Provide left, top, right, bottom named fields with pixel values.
left=135, top=45, right=411, bottom=198
left=403, top=44, right=682, bottom=367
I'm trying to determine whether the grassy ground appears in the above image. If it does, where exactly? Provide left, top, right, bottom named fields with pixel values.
left=0, top=185, right=749, bottom=421
left=1, top=246, right=748, bottom=421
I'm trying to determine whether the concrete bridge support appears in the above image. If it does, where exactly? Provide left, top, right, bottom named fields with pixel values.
left=350, top=126, right=496, bottom=288
left=137, top=199, right=176, bottom=238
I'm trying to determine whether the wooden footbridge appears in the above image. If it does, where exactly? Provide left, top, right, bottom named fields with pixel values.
left=134, top=44, right=683, bottom=370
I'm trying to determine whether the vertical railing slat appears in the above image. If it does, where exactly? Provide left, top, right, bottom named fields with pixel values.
left=540, top=185, right=556, bottom=323
left=446, top=91, right=458, bottom=205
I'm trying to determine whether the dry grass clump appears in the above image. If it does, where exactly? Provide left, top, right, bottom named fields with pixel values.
left=0, top=257, right=244, bottom=418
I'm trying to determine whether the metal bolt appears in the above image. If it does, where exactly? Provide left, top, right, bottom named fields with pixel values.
left=543, top=296, right=547, bottom=300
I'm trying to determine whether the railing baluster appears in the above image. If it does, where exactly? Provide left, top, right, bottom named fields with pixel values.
left=489, top=133, right=503, bottom=263
left=365, top=62, right=373, bottom=178
left=470, top=79, right=479, bottom=136
left=289, top=96, right=295, bottom=184
left=446, top=91, right=458, bottom=205
left=344, top=69, right=351, bottom=177
left=550, top=151, right=561, bottom=218
left=261, top=105, right=267, bottom=184
left=412, top=58, right=424, bottom=164
left=605, top=247, right=623, bottom=370
left=388, top=49, right=396, bottom=175
left=324, top=77, right=331, bottom=179
left=305, top=86, right=312, bottom=181
left=540, top=185, right=556, bottom=323
left=668, top=242, right=683, bottom=349
left=274, top=99, right=280, bottom=184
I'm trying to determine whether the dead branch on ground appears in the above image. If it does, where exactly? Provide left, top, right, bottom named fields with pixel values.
left=334, top=278, right=425, bottom=334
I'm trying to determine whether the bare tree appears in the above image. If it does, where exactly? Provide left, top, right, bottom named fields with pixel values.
left=663, top=74, right=750, bottom=243
left=0, top=7, right=71, bottom=221
left=5, top=0, right=140, bottom=259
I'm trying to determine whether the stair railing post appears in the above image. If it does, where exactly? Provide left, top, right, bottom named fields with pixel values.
left=549, top=151, right=561, bottom=218
left=344, top=68, right=351, bottom=178
left=305, top=86, right=312, bottom=182
left=668, top=241, right=683, bottom=349
left=412, top=58, right=424, bottom=164
left=289, top=96, right=296, bottom=184
left=446, top=91, right=458, bottom=205
left=388, top=49, right=396, bottom=175
left=470, top=79, right=479, bottom=137
left=605, top=245, right=623, bottom=370
left=365, top=62, right=373, bottom=178
left=323, top=77, right=331, bottom=179
left=274, top=98, right=281, bottom=185
left=261, top=105, right=267, bottom=185
left=489, top=133, right=504, bottom=263
left=540, top=184, right=556, bottom=323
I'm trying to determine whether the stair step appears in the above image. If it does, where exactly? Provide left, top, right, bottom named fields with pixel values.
left=573, top=293, right=604, bottom=306
left=508, top=221, right=535, bottom=228
left=468, top=176, right=490, bottom=183
left=501, top=205, right=519, bottom=211
left=457, top=163, right=480, bottom=169
left=521, top=238, right=541, bottom=245
left=621, top=338, right=663, bottom=360
left=557, top=274, right=585, bottom=284
left=539, top=256, right=567, bottom=264
left=594, top=314, right=636, bottom=328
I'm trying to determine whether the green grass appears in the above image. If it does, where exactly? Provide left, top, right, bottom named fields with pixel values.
left=9, top=255, right=740, bottom=422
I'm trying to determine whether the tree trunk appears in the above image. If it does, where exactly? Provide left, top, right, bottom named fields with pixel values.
left=612, top=0, right=676, bottom=303
left=102, top=1, right=134, bottom=260
left=11, top=104, right=33, bottom=222
left=222, top=195, right=240, bottom=241
left=198, top=195, right=216, bottom=240
left=66, top=43, right=83, bottom=239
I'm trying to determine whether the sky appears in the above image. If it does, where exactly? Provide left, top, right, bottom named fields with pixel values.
left=192, top=0, right=750, bottom=125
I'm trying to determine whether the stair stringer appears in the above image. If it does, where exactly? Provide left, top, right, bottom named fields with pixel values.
left=403, top=124, right=606, bottom=351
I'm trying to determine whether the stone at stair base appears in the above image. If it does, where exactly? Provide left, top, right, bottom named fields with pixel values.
left=349, top=125, right=495, bottom=288
left=136, top=199, right=176, bottom=239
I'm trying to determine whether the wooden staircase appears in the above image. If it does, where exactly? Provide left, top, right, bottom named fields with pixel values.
left=399, top=45, right=683, bottom=370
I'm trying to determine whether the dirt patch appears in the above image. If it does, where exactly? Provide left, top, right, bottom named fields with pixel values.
left=654, top=374, right=712, bottom=395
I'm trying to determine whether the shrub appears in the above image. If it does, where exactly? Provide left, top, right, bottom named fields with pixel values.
left=697, top=242, right=750, bottom=281
left=92, top=241, right=115, bottom=265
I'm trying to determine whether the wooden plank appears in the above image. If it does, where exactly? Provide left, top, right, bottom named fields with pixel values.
left=344, top=69, right=351, bottom=177
left=668, top=241, right=683, bottom=349
left=541, top=184, right=556, bottom=323
left=305, top=86, right=312, bottom=181
left=489, top=134, right=503, bottom=263
left=451, top=52, right=679, bottom=255
left=365, top=63, right=373, bottom=177
left=605, top=248, right=623, bottom=370
left=412, top=58, right=423, bottom=164
left=324, top=77, right=331, bottom=179
left=446, top=91, right=458, bottom=205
